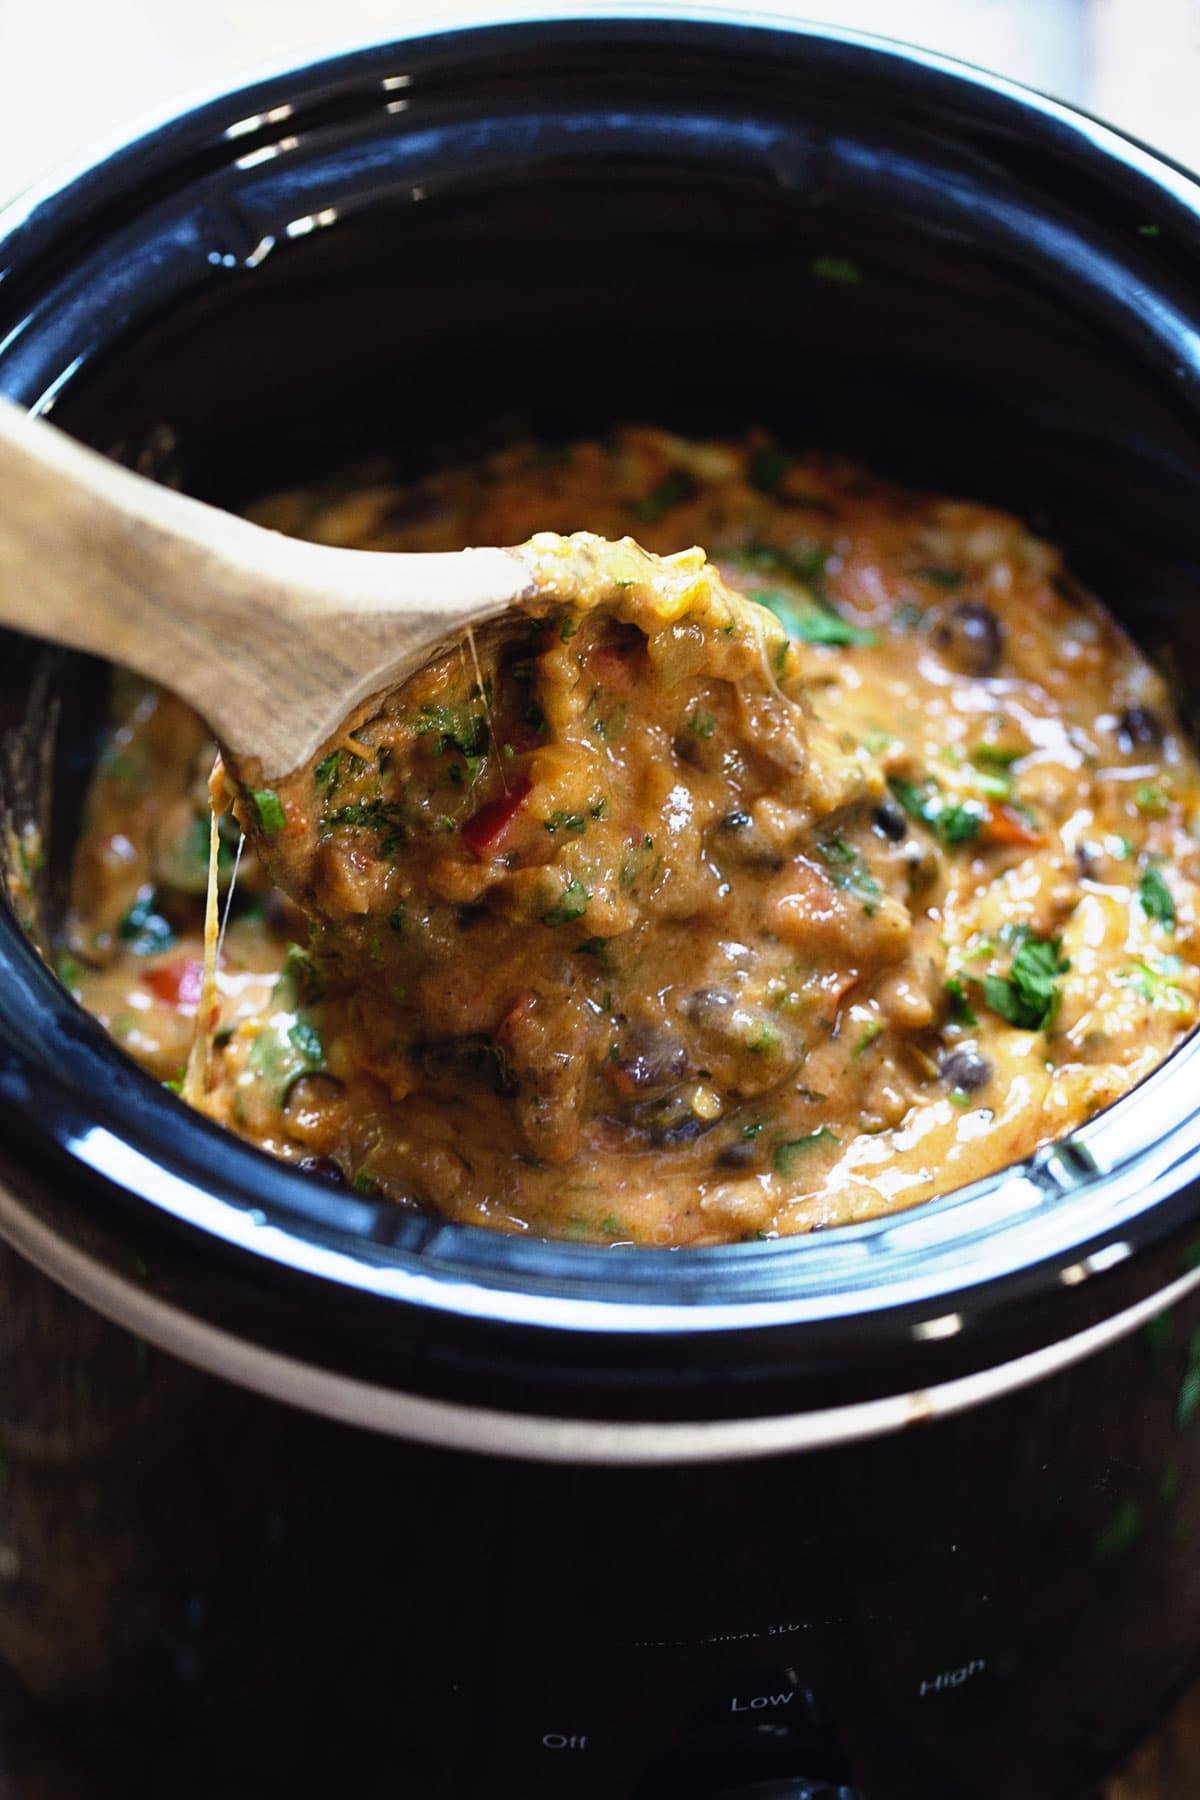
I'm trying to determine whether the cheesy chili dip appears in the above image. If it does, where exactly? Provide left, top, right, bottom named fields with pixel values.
left=62, top=427, right=1200, bottom=1245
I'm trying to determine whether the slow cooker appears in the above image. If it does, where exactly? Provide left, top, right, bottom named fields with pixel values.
left=2, top=12, right=1200, bottom=1797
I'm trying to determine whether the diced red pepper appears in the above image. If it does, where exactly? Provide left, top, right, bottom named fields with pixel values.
left=144, top=956, right=206, bottom=1009
left=461, top=777, right=532, bottom=859
left=984, top=803, right=1045, bottom=848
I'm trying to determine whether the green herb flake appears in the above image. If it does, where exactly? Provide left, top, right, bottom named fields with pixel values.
left=1139, top=863, right=1176, bottom=928
left=1138, top=222, right=1161, bottom=237
left=117, top=891, right=176, bottom=956
left=251, top=789, right=286, bottom=836
left=55, top=951, right=83, bottom=990
left=1119, top=955, right=1189, bottom=1011
left=325, top=799, right=407, bottom=856
left=945, top=976, right=978, bottom=1027
left=748, top=443, right=796, bottom=493
left=742, top=1121, right=764, bottom=1139
left=813, top=255, right=862, bottom=284
left=1135, top=782, right=1170, bottom=817
left=635, top=469, right=699, bottom=523
left=590, top=797, right=608, bottom=820
left=773, top=1127, right=839, bottom=1174
left=542, top=876, right=590, bottom=927
left=888, top=777, right=985, bottom=846
left=544, top=810, right=586, bottom=836
left=600, top=1212, right=626, bottom=1236
left=314, top=752, right=341, bottom=788
left=688, top=707, right=717, bottom=739
left=728, top=541, right=829, bottom=587
left=853, top=1019, right=883, bottom=1056
left=559, top=615, right=579, bottom=642
left=816, top=833, right=881, bottom=913
left=982, top=929, right=1069, bottom=1031
left=972, top=742, right=1025, bottom=769
left=755, top=587, right=878, bottom=649
left=351, top=1171, right=381, bottom=1197
left=575, top=935, right=610, bottom=963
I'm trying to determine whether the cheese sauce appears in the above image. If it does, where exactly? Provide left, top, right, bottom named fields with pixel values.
left=63, top=428, right=1200, bottom=1244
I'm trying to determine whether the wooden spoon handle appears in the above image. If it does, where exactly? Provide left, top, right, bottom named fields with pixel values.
left=0, top=398, right=533, bottom=778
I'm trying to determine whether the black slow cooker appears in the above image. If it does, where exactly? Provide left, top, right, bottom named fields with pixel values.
left=2, top=13, right=1200, bottom=1798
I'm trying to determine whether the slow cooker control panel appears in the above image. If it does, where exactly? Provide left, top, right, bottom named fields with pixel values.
left=474, top=1655, right=861, bottom=1797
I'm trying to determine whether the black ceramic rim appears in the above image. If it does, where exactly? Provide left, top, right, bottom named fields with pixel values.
left=2, top=9, right=1200, bottom=1434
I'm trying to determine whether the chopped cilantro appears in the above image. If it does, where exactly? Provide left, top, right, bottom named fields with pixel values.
left=590, top=798, right=608, bottom=820
left=388, top=904, right=407, bottom=934
left=351, top=1171, right=381, bottom=1196
left=973, top=742, right=1025, bottom=769
left=543, top=876, right=590, bottom=927
left=1139, top=863, right=1176, bottom=927
left=688, top=708, right=717, bottom=739
left=635, top=469, right=698, bottom=522
left=853, top=1019, right=883, bottom=1056
left=816, top=834, right=881, bottom=913
left=250, top=789, right=286, bottom=836
left=544, top=810, right=586, bottom=836
left=1119, top=955, right=1189, bottom=1010
left=559, top=615, right=579, bottom=642
left=773, top=1127, right=839, bottom=1174
left=755, top=588, right=878, bottom=648
left=325, top=799, right=407, bottom=856
left=945, top=977, right=978, bottom=1027
left=314, top=752, right=341, bottom=787
left=416, top=703, right=488, bottom=758
left=118, top=891, right=176, bottom=955
left=1135, top=782, right=1169, bottom=817
left=888, top=777, right=985, bottom=845
left=982, top=929, right=1069, bottom=1031
left=729, top=541, right=829, bottom=587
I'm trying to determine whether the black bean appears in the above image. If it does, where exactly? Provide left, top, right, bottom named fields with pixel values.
left=934, top=601, right=1003, bottom=677
left=717, top=1139, right=759, bottom=1169
left=655, top=1115, right=710, bottom=1146
left=1075, top=841, right=1100, bottom=880
left=1116, top=705, right=1163, bottom=751
left=683, top=987, right=734, bottom=1028
left=941, top=1046, right=992, bottom=1092
left=297, top=1155, right=347, bottom=1187
left=873, top=799, right=908, bottom=842
left=613, top=1024, right=690, bottom=1092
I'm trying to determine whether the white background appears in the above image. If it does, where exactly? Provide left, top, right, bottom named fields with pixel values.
left=1, top=0, right=1199, bottom=203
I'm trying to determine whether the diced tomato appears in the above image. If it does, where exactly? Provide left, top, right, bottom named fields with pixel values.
left=144, top=956, right=206, bottom=1009
left=461, top=778, right=532, bottom=859
left=588, top=643, right=638, bottom=696
left=984, top=803, right=1045, bottom=848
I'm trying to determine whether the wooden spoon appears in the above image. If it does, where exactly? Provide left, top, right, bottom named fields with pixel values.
left=0, top=396, right=536, bottom=780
